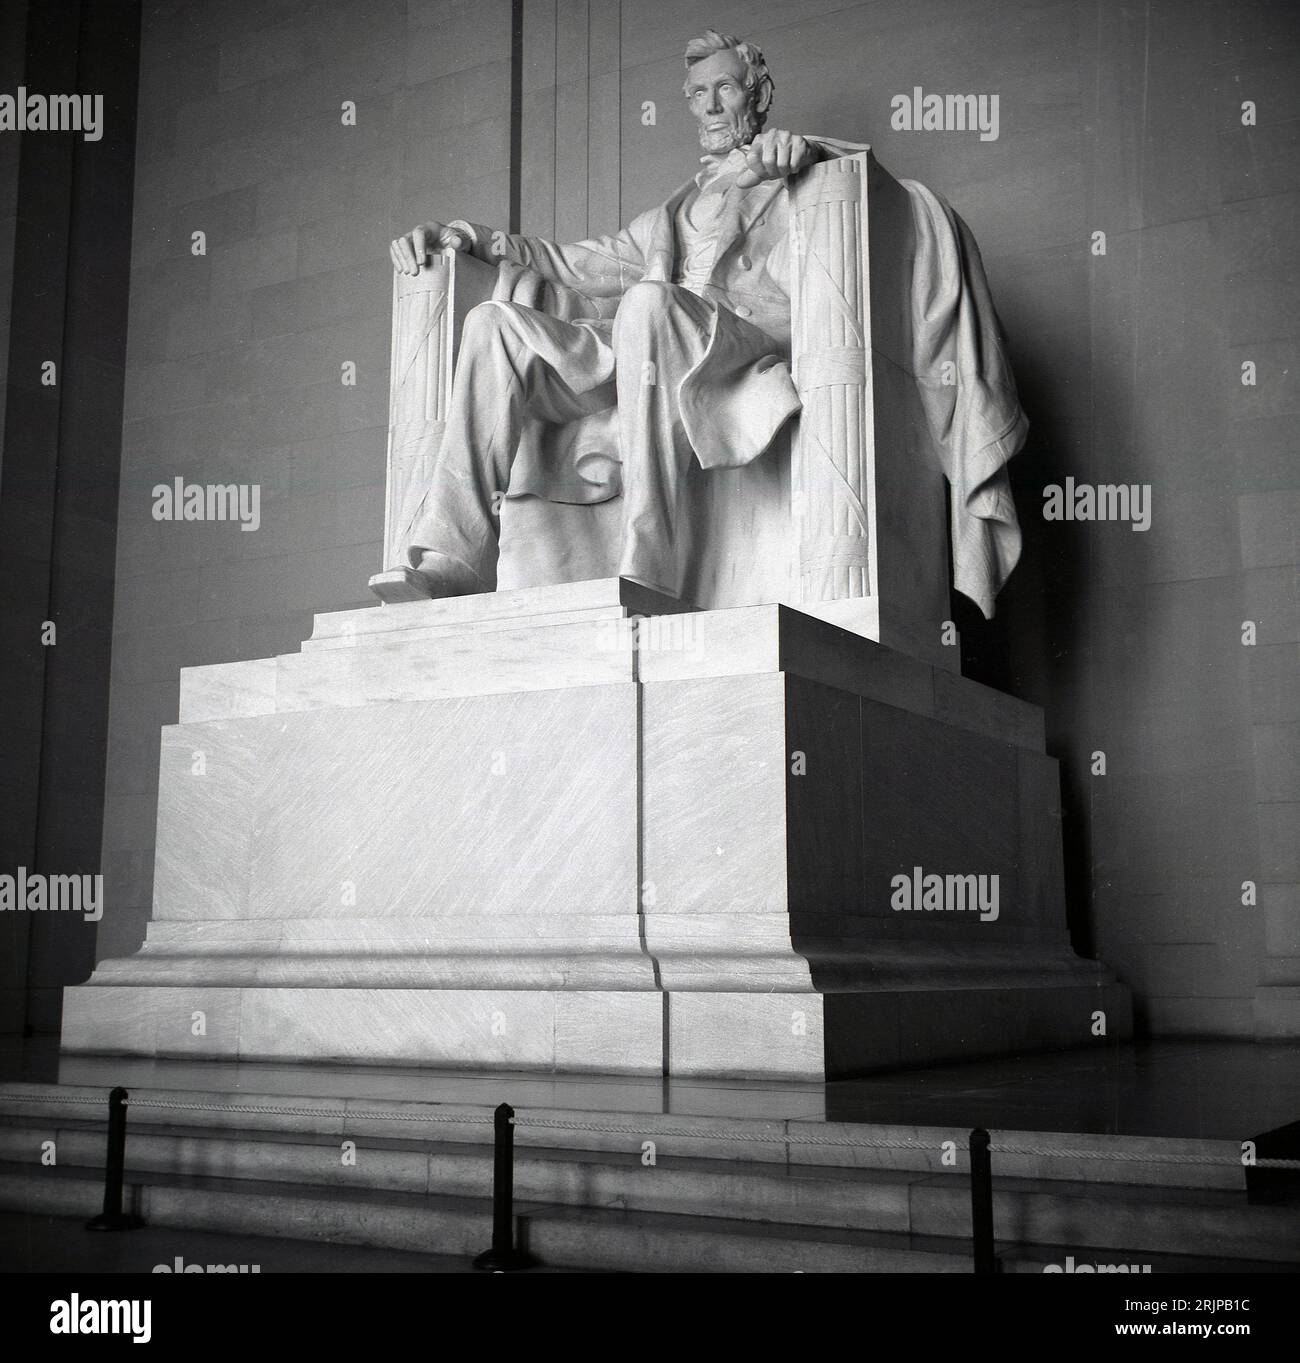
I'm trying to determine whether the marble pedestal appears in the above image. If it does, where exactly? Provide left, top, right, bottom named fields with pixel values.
left=64, top=579, right=1129, bottom=1079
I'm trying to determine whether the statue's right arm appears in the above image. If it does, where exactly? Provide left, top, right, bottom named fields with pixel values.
left=390, top=217, right=647, bottom=298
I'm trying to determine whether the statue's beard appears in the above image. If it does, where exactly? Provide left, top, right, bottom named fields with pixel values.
left=697, top=106, right=761, bottom=154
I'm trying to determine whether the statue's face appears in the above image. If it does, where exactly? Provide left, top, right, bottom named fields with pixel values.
left=685, top=48, right=761, bottom=154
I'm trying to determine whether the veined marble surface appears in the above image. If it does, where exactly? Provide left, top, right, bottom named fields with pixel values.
left=157, top=684, right=639, bottom=927
left=63, top=986, right=666, bottom=1073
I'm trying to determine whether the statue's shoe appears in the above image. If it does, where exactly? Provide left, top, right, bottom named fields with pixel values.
left=414, top=550, right=490, bottom=598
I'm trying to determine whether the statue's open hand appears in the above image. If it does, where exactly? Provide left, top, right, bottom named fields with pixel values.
left=735, top=130, right=817, bottom=188
left=390, top=222, right=471, bottom=274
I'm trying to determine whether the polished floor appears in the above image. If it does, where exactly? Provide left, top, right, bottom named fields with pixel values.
left=3, top=1037, right=1297, bottom=1140
left=0, top=1211, right=482, bottom=1274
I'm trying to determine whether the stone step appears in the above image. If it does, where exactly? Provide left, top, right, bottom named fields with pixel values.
left=915, top=1173, right=1299, bottom=1265
left=0, top=1120, right=933, bottom=1234
left=0, top=1159, right=1285, bottom=1275
left=312, top=576, right=691, bottom=644
left=0, top=1159, right=975, bottom=1271
left=0, top=1111, right=1291, bottom=1263
left=179, top=577, right=691, bottom=722
left=303, top=604, right=633, bottom=651
left=0, top=1081, right=1246, bottom=1189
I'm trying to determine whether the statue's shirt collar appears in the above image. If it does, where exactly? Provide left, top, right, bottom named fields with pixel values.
left=694, top=145, right=749, bottom=189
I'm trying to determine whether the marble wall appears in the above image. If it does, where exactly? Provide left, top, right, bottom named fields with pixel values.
left=97, top=0, right=514, bottom=968
left=0, top=0, right=29, bottom=1034
left=86, top=0, right=1298, bottom=1039
left=0, top=0, right=30, bottom=1034
left=0, top=0, right=140, bottom=1031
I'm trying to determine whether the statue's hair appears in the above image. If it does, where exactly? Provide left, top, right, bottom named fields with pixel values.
left=682, top=29, right=773, bottom=129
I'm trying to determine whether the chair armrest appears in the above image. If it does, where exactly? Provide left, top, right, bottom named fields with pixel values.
left=789, top=151, right=873, bottom=604
left=379, top=250, right=498, bottom=579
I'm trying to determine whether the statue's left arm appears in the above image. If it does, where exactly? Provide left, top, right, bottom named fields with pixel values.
left=445, top=215, right=652, bottom=299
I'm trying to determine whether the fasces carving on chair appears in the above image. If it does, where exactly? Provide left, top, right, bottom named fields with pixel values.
left=376, top=28, right=1029, bottom=666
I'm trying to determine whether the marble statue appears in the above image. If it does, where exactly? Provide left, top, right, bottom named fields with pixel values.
left=385, top=28, right=1029, bottom=623
left=63, top=29, right=1132, bottom=1084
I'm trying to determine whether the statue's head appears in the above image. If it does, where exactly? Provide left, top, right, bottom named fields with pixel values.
left=682, top=29, right=773, bottom=154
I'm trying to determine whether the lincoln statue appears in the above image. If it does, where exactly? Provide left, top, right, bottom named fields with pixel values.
left=387, top=27, right=1028, bottom=617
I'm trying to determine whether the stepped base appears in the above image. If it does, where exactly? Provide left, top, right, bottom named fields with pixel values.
left=65, top=577, right=1131, bottom=1080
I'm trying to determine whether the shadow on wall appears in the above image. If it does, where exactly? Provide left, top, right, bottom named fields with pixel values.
left=953, top=295, right=1130, bottom=967
left=971, top=334, right=1102, bottom=960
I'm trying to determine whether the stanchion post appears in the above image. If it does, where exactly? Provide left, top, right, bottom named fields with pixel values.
left=472, top=1102, right=538, bottom=1271
left=969, top=1127, right=995, bottom=1274
left=85, top=1087, right=144, bottom=1231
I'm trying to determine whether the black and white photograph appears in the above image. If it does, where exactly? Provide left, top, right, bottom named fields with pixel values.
left=0, top=0, right=1296, bottom=1336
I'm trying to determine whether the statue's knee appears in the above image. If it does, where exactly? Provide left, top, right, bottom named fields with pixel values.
left=462, top=299, right=518, bottom=346
left=614, top=282, right=692, bottom=347
left=616, top=280, right=678, bottom=324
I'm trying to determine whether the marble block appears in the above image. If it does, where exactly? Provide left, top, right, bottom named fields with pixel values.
left=640, top=671, right=1069, bottom=946
left=62, top=986, right=665, bottom=1073
left=667, top=985, right=1132, bottom=1079
left=138, top=682, right=654, bottom=993
left=67, top=578, right=1130, bottom=1080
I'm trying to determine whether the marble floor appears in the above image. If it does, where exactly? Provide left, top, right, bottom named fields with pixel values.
left=0, top=1208, right=597, bottom=1273
left=0, top=1210, right=480, bottom=1273
left=3, top=1037, right=1297, bottom=1140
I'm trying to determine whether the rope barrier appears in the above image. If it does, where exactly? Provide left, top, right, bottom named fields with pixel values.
left=516, top=1115, right=931, bottom=1148
left=130, top=1099, right=494, bottom=1123
left=2, top=1092, right=104, bottom=1106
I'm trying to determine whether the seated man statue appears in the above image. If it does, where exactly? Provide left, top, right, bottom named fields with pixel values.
left=389, top=28, right=865, bottom=600
left=390, top=27, right=1026, bottom=615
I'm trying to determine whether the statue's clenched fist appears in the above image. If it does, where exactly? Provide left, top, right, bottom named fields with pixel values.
left=389, top=221, right=471, bottom=275
left=734, top=129, right=818, bottom=188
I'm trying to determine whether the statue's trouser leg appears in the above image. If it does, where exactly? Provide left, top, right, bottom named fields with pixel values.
left=405, top=300, right=616, bottom=589
left=611, top=282, right=717, bottom=596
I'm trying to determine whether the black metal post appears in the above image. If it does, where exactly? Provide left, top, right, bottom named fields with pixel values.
left=85, top=1087, right=143, bottom=1231
left=473, top=1102, right=537, bottom=1271
left=969, top=1127, right=995, bottom=1274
